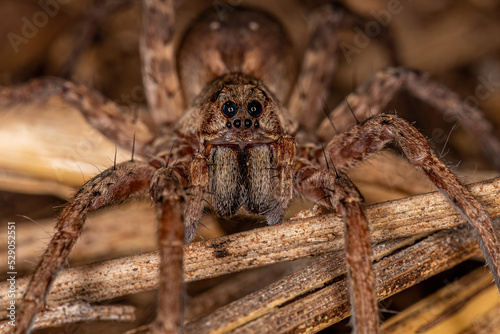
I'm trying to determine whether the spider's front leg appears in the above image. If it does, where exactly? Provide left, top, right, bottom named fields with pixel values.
left=149, top=152, right=207, bottom=334
left=326, top=114, right=500, bottom=284
left=14, top=161, right=156, bottom=334
left=296, top=168, right=378, bottom=334
left=321, top=114, right=500, bottom=313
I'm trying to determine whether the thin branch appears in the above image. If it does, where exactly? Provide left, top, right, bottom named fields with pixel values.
left=0, top=302, right=135, bottom=332
left=0, top=178, right=498, bottom=324
left=382, top=266, right=497, bottom=333
left=185, top=262, right=297, bottom=322
left=0, top=202, right=226, bottom=275
left=185, top=225, right=481, bottom=333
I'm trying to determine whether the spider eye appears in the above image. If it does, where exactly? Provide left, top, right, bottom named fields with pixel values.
left=247, top=100, right=263, bottom=118
left=222, top=101, right=238, bottom=118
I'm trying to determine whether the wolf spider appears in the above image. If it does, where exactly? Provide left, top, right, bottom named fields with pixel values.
left=2, top=1, right=500, bottom=333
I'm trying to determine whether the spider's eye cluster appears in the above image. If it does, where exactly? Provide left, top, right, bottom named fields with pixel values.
left=221, top=100, right=264, bottom=118
left=222, top=100, right=264, bottom=129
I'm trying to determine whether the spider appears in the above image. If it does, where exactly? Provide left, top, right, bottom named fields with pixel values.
left=1, top=0, right=500, bottom=333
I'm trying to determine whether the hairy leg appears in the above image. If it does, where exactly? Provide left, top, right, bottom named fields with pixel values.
left=316, top=67, right=500, bottom=168
left=324, top=114, right=500, bottom=288
left=148, top=152, right=208, bottom=333
left=0, top=78, right=154, bottom=156
left=266, top=136, right=296, bottom=225
left=296, top=168, right=378, bottom=334
left=150, top=167, right=185, bottom=334
left=15, top=161, right=156, bottom=334
left=295, top=113, right=499, bottom=333
left=141, top=0, right=185, bottom=126
left=287, top=4, right=341, bottom=131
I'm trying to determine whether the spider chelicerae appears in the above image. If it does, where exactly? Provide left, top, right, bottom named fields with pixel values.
left=1, top=1, right=500, bottom=333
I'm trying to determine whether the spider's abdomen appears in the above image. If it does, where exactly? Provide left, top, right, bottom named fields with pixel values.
left=207, top=145, right=277, bottom=218
left=178, top=7, right=297, bottom=106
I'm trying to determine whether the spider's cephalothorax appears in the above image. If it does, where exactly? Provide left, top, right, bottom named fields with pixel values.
left=171, top=8, right=299, bottom=226
left=199, top=74, right=292, bottom=222
left=5, top=2, right=500, bottom=334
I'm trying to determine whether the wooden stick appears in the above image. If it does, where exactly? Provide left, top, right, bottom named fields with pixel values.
left=0, top=302, right=135, bottom=332
left=382, top=266, right=497, bottom=333
left=0, top=178, right=498, bottom=324
left=185, top=226, right=480, bottom=333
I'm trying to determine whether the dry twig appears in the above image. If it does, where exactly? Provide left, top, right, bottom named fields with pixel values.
left=0, top=177, right=498, bottom=330
left=185, top=225, right=480, bottom=333
left=0, top=301, right=135, bottom=332
left=382, top=266, right=499, bottom=333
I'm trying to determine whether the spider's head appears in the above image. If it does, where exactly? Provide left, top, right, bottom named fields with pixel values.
left=199, top=73, right=284, bottom=150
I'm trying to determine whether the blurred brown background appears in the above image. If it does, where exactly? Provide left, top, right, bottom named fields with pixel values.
left=1, top=0, right=500, bottom=333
